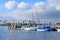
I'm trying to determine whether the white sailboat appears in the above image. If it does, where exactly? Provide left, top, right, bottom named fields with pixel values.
left=23, top=9, right=38, bottom=31
left=23, top=24, right=38, bottom=31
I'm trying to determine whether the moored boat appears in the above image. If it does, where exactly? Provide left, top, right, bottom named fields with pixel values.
left=36, top=26, right=57, bottom=31
left=57, top=29, right=60, bottom=32
left=24, top=26, right=38, bottom=31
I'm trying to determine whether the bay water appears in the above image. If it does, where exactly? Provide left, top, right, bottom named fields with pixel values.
left=0, top=26, right=60, bottom=40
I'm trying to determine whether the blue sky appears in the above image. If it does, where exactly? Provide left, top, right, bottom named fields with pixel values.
left=0, top=0, right=46, bottom=13
left=0, top=0, right=46, bottom=5
left=0, top=0, right=60, bottom=23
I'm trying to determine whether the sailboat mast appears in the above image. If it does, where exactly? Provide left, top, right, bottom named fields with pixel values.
left=31, top=10, right=35, bottom=24
left=35, top=8, right=40, bottom=24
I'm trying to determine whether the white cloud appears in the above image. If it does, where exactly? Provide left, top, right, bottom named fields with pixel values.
left=3, top=0, right=60, bottom=10
left=17, top=2, right=30, bottom=10
left=47, top=4, right=55, bottom=11
left=47, top=0, right=60, bottom=10
left=55, top=5, right=60, bottom=10
left=2, top=1, right=60, bottom=23
left=31, top=2, right=47, bottom=12
left=34, top=2, right=46, bottom=9
left=47, top=0, right=60, bottom=4
left=5, top=1, right=16, bottom=9
left=4, top=1, right=47, bottom=21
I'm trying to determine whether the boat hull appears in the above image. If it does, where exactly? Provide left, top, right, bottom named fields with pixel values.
left=24, top=27, right=38, bottom=31
left=57, top=29, right=60, bottom=32
left=37, top=29, right=48, bottom=31
left=36, top=26, right=57, bottom=31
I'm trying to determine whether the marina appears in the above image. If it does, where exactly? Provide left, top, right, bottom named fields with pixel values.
left=0, top=0, right=60, bottom=40
left=0, top=22, right=60, bottom=31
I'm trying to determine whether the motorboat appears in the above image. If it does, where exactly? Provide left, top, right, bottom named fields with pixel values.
left=36, top=26, right=57, bottom=31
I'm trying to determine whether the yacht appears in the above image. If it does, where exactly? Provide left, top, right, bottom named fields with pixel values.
left=36, top=26, right=57, bottom=31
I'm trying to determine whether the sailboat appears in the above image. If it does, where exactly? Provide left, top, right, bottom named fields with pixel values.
left=23, top=9, right=38, bottom=31
left=24, top=25, right=37, bottom=31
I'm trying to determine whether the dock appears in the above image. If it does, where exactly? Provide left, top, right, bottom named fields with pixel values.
left=0, top=22, right=60, bottom=30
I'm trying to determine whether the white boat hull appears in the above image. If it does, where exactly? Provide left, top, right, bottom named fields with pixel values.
left=57, top=29, right=60, bottom=32
left=24, top=27, right=38, bottom=31
left=24, top=27, right=32, bottom=30
left=37, top=29, right=48, bottom=31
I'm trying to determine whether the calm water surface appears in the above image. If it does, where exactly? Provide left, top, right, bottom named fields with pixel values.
left=0, top=26, right=60, bottom=40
